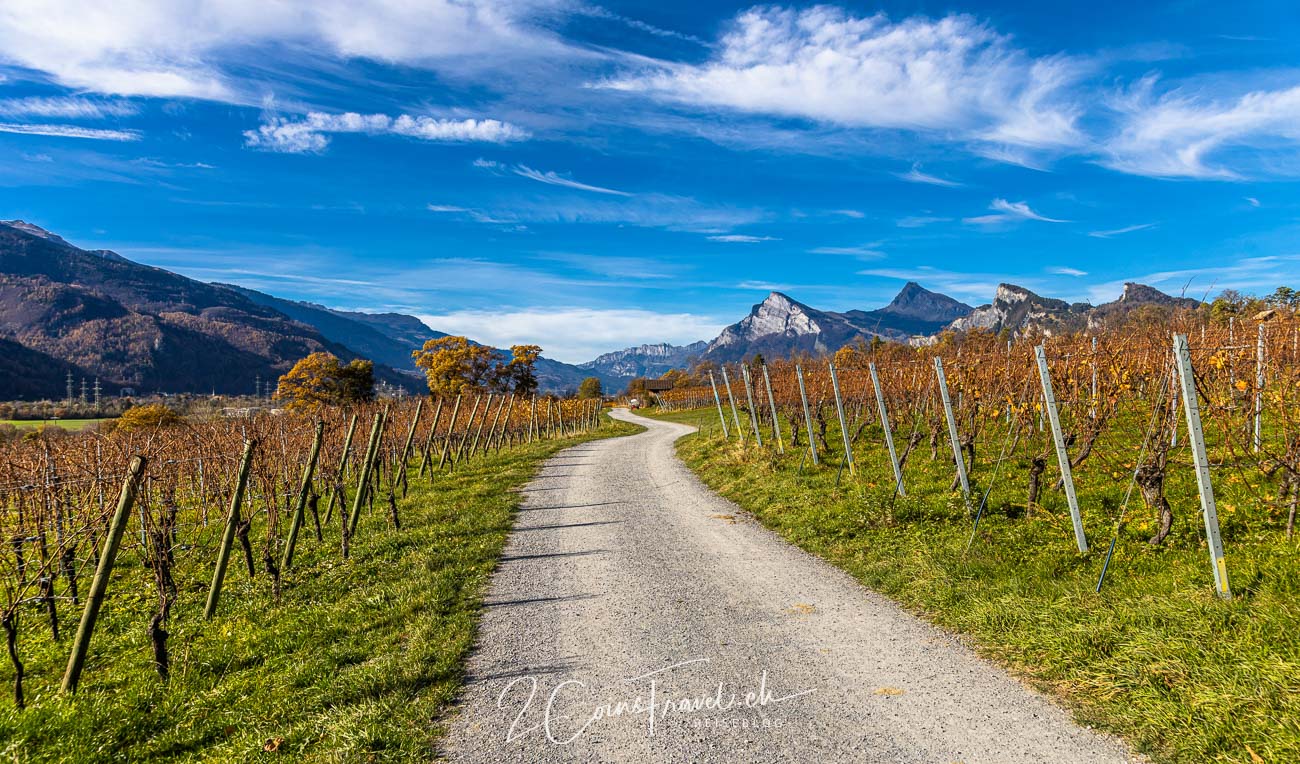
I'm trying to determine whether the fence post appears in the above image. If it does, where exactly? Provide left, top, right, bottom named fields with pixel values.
left=720, top=366, right=745, bottom=442
left=741, top=365, right=764, bottom=446
left=708, top=372, right=730, bottom=439
left=869, top=362, right=905, bottom=497
left=397, top=398, right=424, bottom=491
left=204, top=440, right=256, bottom=620
left=61, top=455, right=146, bottom=694
left=795, top=364, right=819, bottom=465
left=1174, top=334, right=1232, bottom=599
left=933, top=357, right=970, bottom=498
left=1034, top=346, right=1089, bottom=554
left=281, top=421, right=324, bottom=571
left=828, top=361, right=854, bottom=475
left=761, top=364, right=784, bottom=454
left=454, top=396, right=482, bottom=463
left=469, top=394, right=494, bottom=457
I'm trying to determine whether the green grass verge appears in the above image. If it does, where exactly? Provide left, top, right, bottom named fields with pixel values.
left=649, top=407, right=1299, bottom=764
left=1, top=419, right=113, bottom=431
left=0, top=417, right=639, bottom=762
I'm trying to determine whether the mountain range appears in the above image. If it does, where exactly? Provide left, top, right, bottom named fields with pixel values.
left=0, top=220, right=1204, bottom=400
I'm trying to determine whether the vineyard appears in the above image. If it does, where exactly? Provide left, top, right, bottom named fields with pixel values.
left=0, top=393, right=604, bottom=757
left=654, top=311, right=1300, bottom=761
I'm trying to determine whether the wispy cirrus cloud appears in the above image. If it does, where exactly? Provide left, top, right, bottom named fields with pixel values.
left=0, top=122, right=139, bottom=141
left=509, top=164, right=631, bottom=196
left=896, top=163, right=961, bottom=187
left=809, top=245, right=884, bottom=259
left=1048, top=266, right=1088, bottom=276
left=0, top=96, right=137, bottom=119
left=964, top=198, right=1068, bottom=225
left=707, top=234, right=777, bottom=243
left=1102, top=77, right=1300, bottom=179
left=244, top=111, right=529, bottom=153
left=1089, top=222, right=1155, bottom=238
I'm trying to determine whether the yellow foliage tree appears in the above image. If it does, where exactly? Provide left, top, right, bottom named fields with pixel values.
left=117, top=403, right=184, bottom=431
left=412, top=336, right=500, bottom=396
left=275, top=352, right=375, bottom=412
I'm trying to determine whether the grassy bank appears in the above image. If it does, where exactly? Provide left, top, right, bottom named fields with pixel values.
left=1, top=417, right=638, bottom=762
left=650, top=407, right=1299, bottom=764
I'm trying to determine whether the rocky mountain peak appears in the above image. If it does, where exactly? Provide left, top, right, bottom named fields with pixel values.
left=2, top=220, right=70, bottom=246
left=880, top=281, right=973, bottom=321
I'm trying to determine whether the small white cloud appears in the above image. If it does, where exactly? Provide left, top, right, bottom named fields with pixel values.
left=1245, top=196, right=1261, bottom=207
left=1088, top=222, right=1155, bottom=238
left=1048, top=266, right=1088, bottom=276
left=707, top=234, right=777, bottom=243
left=830, top=209, right=865, bottom=218
left=0, top=122, right=139, bottom=141
left=244, top=111, right=529, bottom=153
left=897, top=164, right=961, bottom=187
left=427, top=204, right=470, bottom=213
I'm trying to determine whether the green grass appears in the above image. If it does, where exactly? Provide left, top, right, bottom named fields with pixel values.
left=0, top=417, right=639, bottom=762
left=649, top=407, right=1300, bottom=764
left=1, top=419, right=113, bottom=431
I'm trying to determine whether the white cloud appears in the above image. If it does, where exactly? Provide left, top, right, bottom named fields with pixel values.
left=243, top=111, right=529, bottom=153
left=964, top=198, right=1068, bottom=225
left=0, top=96, right=137, bottom=119
left=605, top=7, right=1083, bottom=151
left=1103, top=77, right=1300, bottom=179
left=511, top=165, right=631, bottom=196
left=415, top=307, right=725, bottom=364
left=707, top=234, right=777, bottom=243
left=0, top=123, right=139, bottom=141
left=0, top=0, right=571, bottom=100
left=1088, top=222, right=1155, bottom=238
left=1048, top=266, right=1088, bottom=276
left=1245, top=196, right=1261, bottom=207
left=427, top=204, right=470, bottom=213
left=830, top=209, right=864, bottom=218
left=897, top=164, right=961, bottom=187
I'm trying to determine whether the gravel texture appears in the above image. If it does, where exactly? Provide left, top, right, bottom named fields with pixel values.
left=440, top=409, right=1136, bottom=763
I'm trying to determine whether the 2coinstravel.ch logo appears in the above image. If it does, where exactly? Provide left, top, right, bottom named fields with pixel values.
left=497, top=657, right=816, bottom=744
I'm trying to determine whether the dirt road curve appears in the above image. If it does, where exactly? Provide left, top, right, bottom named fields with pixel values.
left=440, top=409, right=1134, bottom=763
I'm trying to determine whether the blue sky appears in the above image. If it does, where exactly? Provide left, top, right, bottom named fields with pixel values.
left=1, top=1, right=1299, bottom=362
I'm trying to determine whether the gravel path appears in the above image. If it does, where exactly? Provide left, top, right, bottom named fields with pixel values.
left=440, top=409, right=1135, bottom=763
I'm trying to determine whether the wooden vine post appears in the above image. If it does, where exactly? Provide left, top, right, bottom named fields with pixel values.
left=707, top=371, right=730, bottom=439
left=348, top=409, right=387, bottom=541
left=204, top=440, right=256, bottom=620
left=281, top=420, right=325, bottom=571
left=61, top=455, right=147, bottom=694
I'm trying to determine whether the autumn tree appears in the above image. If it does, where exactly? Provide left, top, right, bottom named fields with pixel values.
left=274, top=352, right=375, bottom=412
left=577, top=377, right=603, bottom=399
left=659, top=369, right=689, bottom=389
left=497, top=344, right=542, bottom=395
left=413, top=337, right=544, bottom=396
